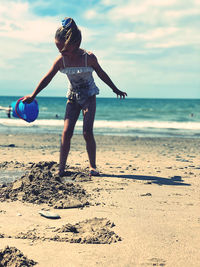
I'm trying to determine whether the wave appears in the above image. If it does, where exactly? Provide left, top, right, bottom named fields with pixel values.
left=0, top=119, right=64, bottom=127
left=94, top=120, right=200, bottom=130
left=0, top=118, right=200, bottom=130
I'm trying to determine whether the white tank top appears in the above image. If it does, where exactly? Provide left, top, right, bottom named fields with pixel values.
left=59, top=52, right=99, bottom=106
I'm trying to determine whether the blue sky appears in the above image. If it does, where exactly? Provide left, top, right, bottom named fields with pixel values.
left=0, top=0, right=199, bottom=98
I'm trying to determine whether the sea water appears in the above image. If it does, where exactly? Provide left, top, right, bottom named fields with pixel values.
left=0, top=96, right=200, bottom=138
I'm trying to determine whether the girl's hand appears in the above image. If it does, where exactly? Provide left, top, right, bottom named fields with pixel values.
left=113, top=89, right=127, bottom=99
left=22, top=95, right=35, bottom=104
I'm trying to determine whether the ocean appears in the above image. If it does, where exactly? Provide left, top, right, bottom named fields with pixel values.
left=0, top=96, right=200, bottom=138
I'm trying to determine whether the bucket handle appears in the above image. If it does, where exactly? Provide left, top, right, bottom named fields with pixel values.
left=15, top=97, right=26, bottom=121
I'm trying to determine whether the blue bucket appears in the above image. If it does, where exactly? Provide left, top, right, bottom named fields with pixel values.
left=11, top=97, right=39, bottom=123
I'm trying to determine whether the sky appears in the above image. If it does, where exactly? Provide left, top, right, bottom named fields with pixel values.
left=0, top=0, right=200, bottom=98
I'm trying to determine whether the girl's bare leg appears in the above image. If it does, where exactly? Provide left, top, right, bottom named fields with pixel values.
left=84, top=132, right=96, bottom=169
left=82, top=96, right=97, bottom=170
left=59, top=101, right=80, bottom=175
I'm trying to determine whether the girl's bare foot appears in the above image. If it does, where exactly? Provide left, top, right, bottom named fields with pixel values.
left=56, top=169, right=66, bottom=177
left=89, top=168, right=100, bottom=177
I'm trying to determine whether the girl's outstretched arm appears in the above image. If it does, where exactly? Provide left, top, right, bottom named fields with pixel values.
left=23, top=57, right=62, bottom=103
left=90, top=53, right=127, bottom=99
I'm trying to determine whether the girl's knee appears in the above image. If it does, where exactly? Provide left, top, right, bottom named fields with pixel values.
left=62, top=128, right=73, bottom=140
left=83, top=130, right=94, bottom=141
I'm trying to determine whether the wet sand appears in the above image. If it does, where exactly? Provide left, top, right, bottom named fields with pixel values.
left=0, top=133, right=200, bottom=266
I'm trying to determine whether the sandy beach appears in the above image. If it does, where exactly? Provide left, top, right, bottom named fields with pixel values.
left=0, top=133, right=200, bottom=266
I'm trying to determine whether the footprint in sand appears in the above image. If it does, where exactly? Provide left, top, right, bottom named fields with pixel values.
left=143, top=257, right=166, bottom=266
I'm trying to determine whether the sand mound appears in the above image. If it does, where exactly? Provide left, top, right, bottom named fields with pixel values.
left=15, top=218, right=122, bottom=244
left=0, top=161, right=89, bottom=208
left=0, top=246, right=37, bottom=266
left=53, top=217, right=122, bottom=244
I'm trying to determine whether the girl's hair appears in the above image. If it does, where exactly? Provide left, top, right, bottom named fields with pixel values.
left=55, top=17, right=82, bottom=52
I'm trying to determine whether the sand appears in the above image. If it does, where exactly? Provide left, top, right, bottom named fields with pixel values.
left=0, top=246, right=37, bottom=266
left=0, top=133, right=200, bottom=267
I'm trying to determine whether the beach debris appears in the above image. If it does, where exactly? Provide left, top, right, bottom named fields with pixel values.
left=176, top=158, right=190, bottom=162
left=0, top=161, right=26, bottom=170
left=53, top=197, right=87, bottom=209
left=0, top=161, right=89, bottom=208
left=0, top=233, right=11, bottom=239
left=0, top=210, right=6, bottom=214
left=38, top=210, right=61, bottom=219
left=140, top=192, right=152, bottom=197
left=0, top=246, right=37, bottom=266
left=0, top=183, right=7, bottom=188
left=0, top=144, right=15, bottom=148
left=8, top=144, right=15, bottom=147
left=146, top=257, right=166, bottom=266
left=14, top=217, right=122, bottom=244
left=171, top=176, right=182, bottom=181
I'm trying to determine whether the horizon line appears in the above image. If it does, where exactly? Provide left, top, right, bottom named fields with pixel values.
left=0, top=95, right=199, bottom=100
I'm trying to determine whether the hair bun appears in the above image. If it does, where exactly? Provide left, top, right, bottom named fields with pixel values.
left=62, top=18, right=72, bottom=28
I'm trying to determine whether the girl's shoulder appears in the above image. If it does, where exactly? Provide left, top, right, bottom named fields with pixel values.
left=53, top=55, right=64, bottom=69
left=79, top=48, right=93, bottom=56
left=82, top=49, right=98, bottom=65
left=55, top=54, right=63, bottom=63
left=83, top=49, right=95, bottom=57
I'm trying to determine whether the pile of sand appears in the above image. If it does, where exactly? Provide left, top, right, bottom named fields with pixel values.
left=52, top=217, right=122, bottom=244
left=15, top=217, right=122, bottom=244
left=0, top=246, right=37, bottom=266
left=0, top=161, right=89, bottom=208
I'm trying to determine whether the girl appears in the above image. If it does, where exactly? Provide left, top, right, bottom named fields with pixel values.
left=23, top=17, right=127, bottom=176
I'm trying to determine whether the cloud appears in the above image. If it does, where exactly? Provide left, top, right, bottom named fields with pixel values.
left=101, top=0, right=125, bottom=6
left=165, top=8, right=200, bottom=18
left=117, top=27, right=178, bottom=41
left=79, top=26, right=98, bottom=42
left=116, top=26, right=200, bottom=49
left=0, top=0, right=97, bottom=44
left=145, top=28, right=200, bottom=48
left=94, top=0, right=200, bottom=51
left=105, top=0, right=179, bottom=24
left=84, top=9, right=98, bottom=20
left=0, top=0, right=58, bottom=78
left=100, top=0, right=200, bottom=27
left=0, top=0, right=199, bottom=98
left=0, top=1, right=58, bottom=44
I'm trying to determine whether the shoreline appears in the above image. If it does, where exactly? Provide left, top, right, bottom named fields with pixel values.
left=0, top=124, right=199, bottom=139
left=0, top=132, right=200, bottom=266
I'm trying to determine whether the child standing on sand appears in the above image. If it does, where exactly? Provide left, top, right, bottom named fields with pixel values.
left=23, top=17, right=127, bottom=176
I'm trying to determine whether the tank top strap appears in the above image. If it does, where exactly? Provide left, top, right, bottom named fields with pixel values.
left=62, top=56, right=67, bottom=68
left=85, top=53, right=88, bottom=67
